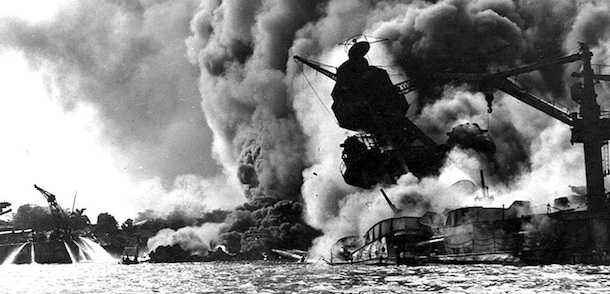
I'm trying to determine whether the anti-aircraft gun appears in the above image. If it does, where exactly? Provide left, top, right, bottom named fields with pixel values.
left=294, top=37, right=495, bottom=188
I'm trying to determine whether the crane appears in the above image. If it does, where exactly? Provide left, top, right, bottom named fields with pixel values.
left=441, top=43, right=610, bottom=252
left=441, top=44, right=609, bottom=211
left=34, top=184, right=70, bottom=232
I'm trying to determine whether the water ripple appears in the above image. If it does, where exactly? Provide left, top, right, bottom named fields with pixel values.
left=2, top=262, right=610, bottom=293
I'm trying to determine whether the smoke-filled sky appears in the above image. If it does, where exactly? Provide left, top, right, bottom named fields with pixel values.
left=0, top=0, right=244, bottom=222
left=1, top=0, right=610, bottom=258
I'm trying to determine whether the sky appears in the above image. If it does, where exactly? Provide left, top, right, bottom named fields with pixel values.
left=0, top=1, right=118, bottom=219
left=0, top=50, right=136, bottom=221
left=0, top=0, right=240, bottom=223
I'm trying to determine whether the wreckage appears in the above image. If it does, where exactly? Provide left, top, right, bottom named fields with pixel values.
left=295, top=37, right=610, bottom=265
left=296, top=38, right=494, bottom=189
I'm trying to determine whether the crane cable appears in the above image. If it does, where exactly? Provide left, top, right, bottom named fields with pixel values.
left=295, top=60, right=339, bottom=125
left=487, top=108, right=491, bottom=133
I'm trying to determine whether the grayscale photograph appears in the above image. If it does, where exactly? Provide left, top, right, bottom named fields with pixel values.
left=1, top=0, right=610, bottom=293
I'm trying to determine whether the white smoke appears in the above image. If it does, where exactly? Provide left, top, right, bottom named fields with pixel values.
left=146, top=222, right=225, bottom=256
left=0, top=0, right=246, bottom=221
left=133, top=173, right=245, bottom=217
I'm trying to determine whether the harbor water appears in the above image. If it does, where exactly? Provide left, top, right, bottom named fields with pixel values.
left=2, top=261, right=610, bottom=293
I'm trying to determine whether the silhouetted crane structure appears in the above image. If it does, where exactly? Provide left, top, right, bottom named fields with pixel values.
left=34, top=184, right=70, bottom=233
left=439, top=43, right=610, bottom=252
left=442, top=44, right=608, bottom=212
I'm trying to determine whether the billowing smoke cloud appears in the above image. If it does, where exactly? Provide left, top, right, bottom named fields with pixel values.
left=135, top=0, right=609, bottom=260
left=0, top=1, right=250, bottom=221
left=133, top=173, right=244, bottom=216
left=0, top=0, right=219, bottom=183
left=4, top=0, right=610, bottom=260
left=184, top=0, right=328, bottom=257
left=368, top=0, right=582, bottom=183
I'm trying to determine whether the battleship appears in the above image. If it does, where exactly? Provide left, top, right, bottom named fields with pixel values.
left=295, top=36, right=610, bottom=265
left=0, top=185, right=114, bottom=264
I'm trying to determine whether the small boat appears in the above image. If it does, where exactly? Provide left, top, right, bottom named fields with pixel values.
left=120, top=246, right=139, bottom=265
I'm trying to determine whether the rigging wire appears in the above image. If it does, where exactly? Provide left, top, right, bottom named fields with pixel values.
left=487, top=107, right=491, bottom=132
left=295, top=60, right=339, bottom=125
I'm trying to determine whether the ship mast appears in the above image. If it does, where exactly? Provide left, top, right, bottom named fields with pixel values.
left=577, top=44, right=609, bottom=251
left=577, top=44, right=606, bottom=211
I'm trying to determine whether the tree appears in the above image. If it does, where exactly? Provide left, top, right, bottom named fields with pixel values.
left=121, top=218, right=136, bottom=236
left=95, top=212, right=119, bottom=235
left=12, top=204, right=57, bottom=231
left=69, top=208, right=91, bottom=231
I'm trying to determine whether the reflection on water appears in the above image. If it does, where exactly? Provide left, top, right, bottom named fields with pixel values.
left=2, top=262, right=610, bottom=293
left=2, top=238, right=117, bottom=265
left=2, top=242, right=28, bottom=265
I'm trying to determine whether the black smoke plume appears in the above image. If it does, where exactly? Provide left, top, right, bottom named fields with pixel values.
left=370, top=0, right=583, bottom=184
left=186, top=0, right=327, bottom=257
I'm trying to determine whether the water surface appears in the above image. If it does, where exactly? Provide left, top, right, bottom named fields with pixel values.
left=2, top=261, right=610, bottom=293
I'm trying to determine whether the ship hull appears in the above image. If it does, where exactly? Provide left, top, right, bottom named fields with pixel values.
left=0, top=241, right=74, bottom=264
left=330, top=202, right=610, bottom=266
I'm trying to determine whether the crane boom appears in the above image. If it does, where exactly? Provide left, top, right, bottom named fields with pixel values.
left=489, top=78, right=574, bottom=126
left=34, top=184, right=69, bottom=227
left=488, top=52, right=583, bottom=79
left=440, top=51, right=586, bottom=126
left=294, top=56, right=337, bottom=81
left=572, top=72, right=610, bottom=81
left=294, top=55, right=418, bottom=96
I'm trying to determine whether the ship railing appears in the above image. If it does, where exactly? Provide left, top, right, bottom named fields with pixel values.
left=349, top=238, right=389, bottom=263
left=442, top=232, right=522, bottom=255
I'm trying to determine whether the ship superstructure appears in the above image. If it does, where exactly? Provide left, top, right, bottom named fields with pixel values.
left=296, top=37, right=610, bottom=264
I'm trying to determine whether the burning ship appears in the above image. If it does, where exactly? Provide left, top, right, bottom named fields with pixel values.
left=295, top=36, right=610, bottom=265
left=0, top=185, right=114, bottom=264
